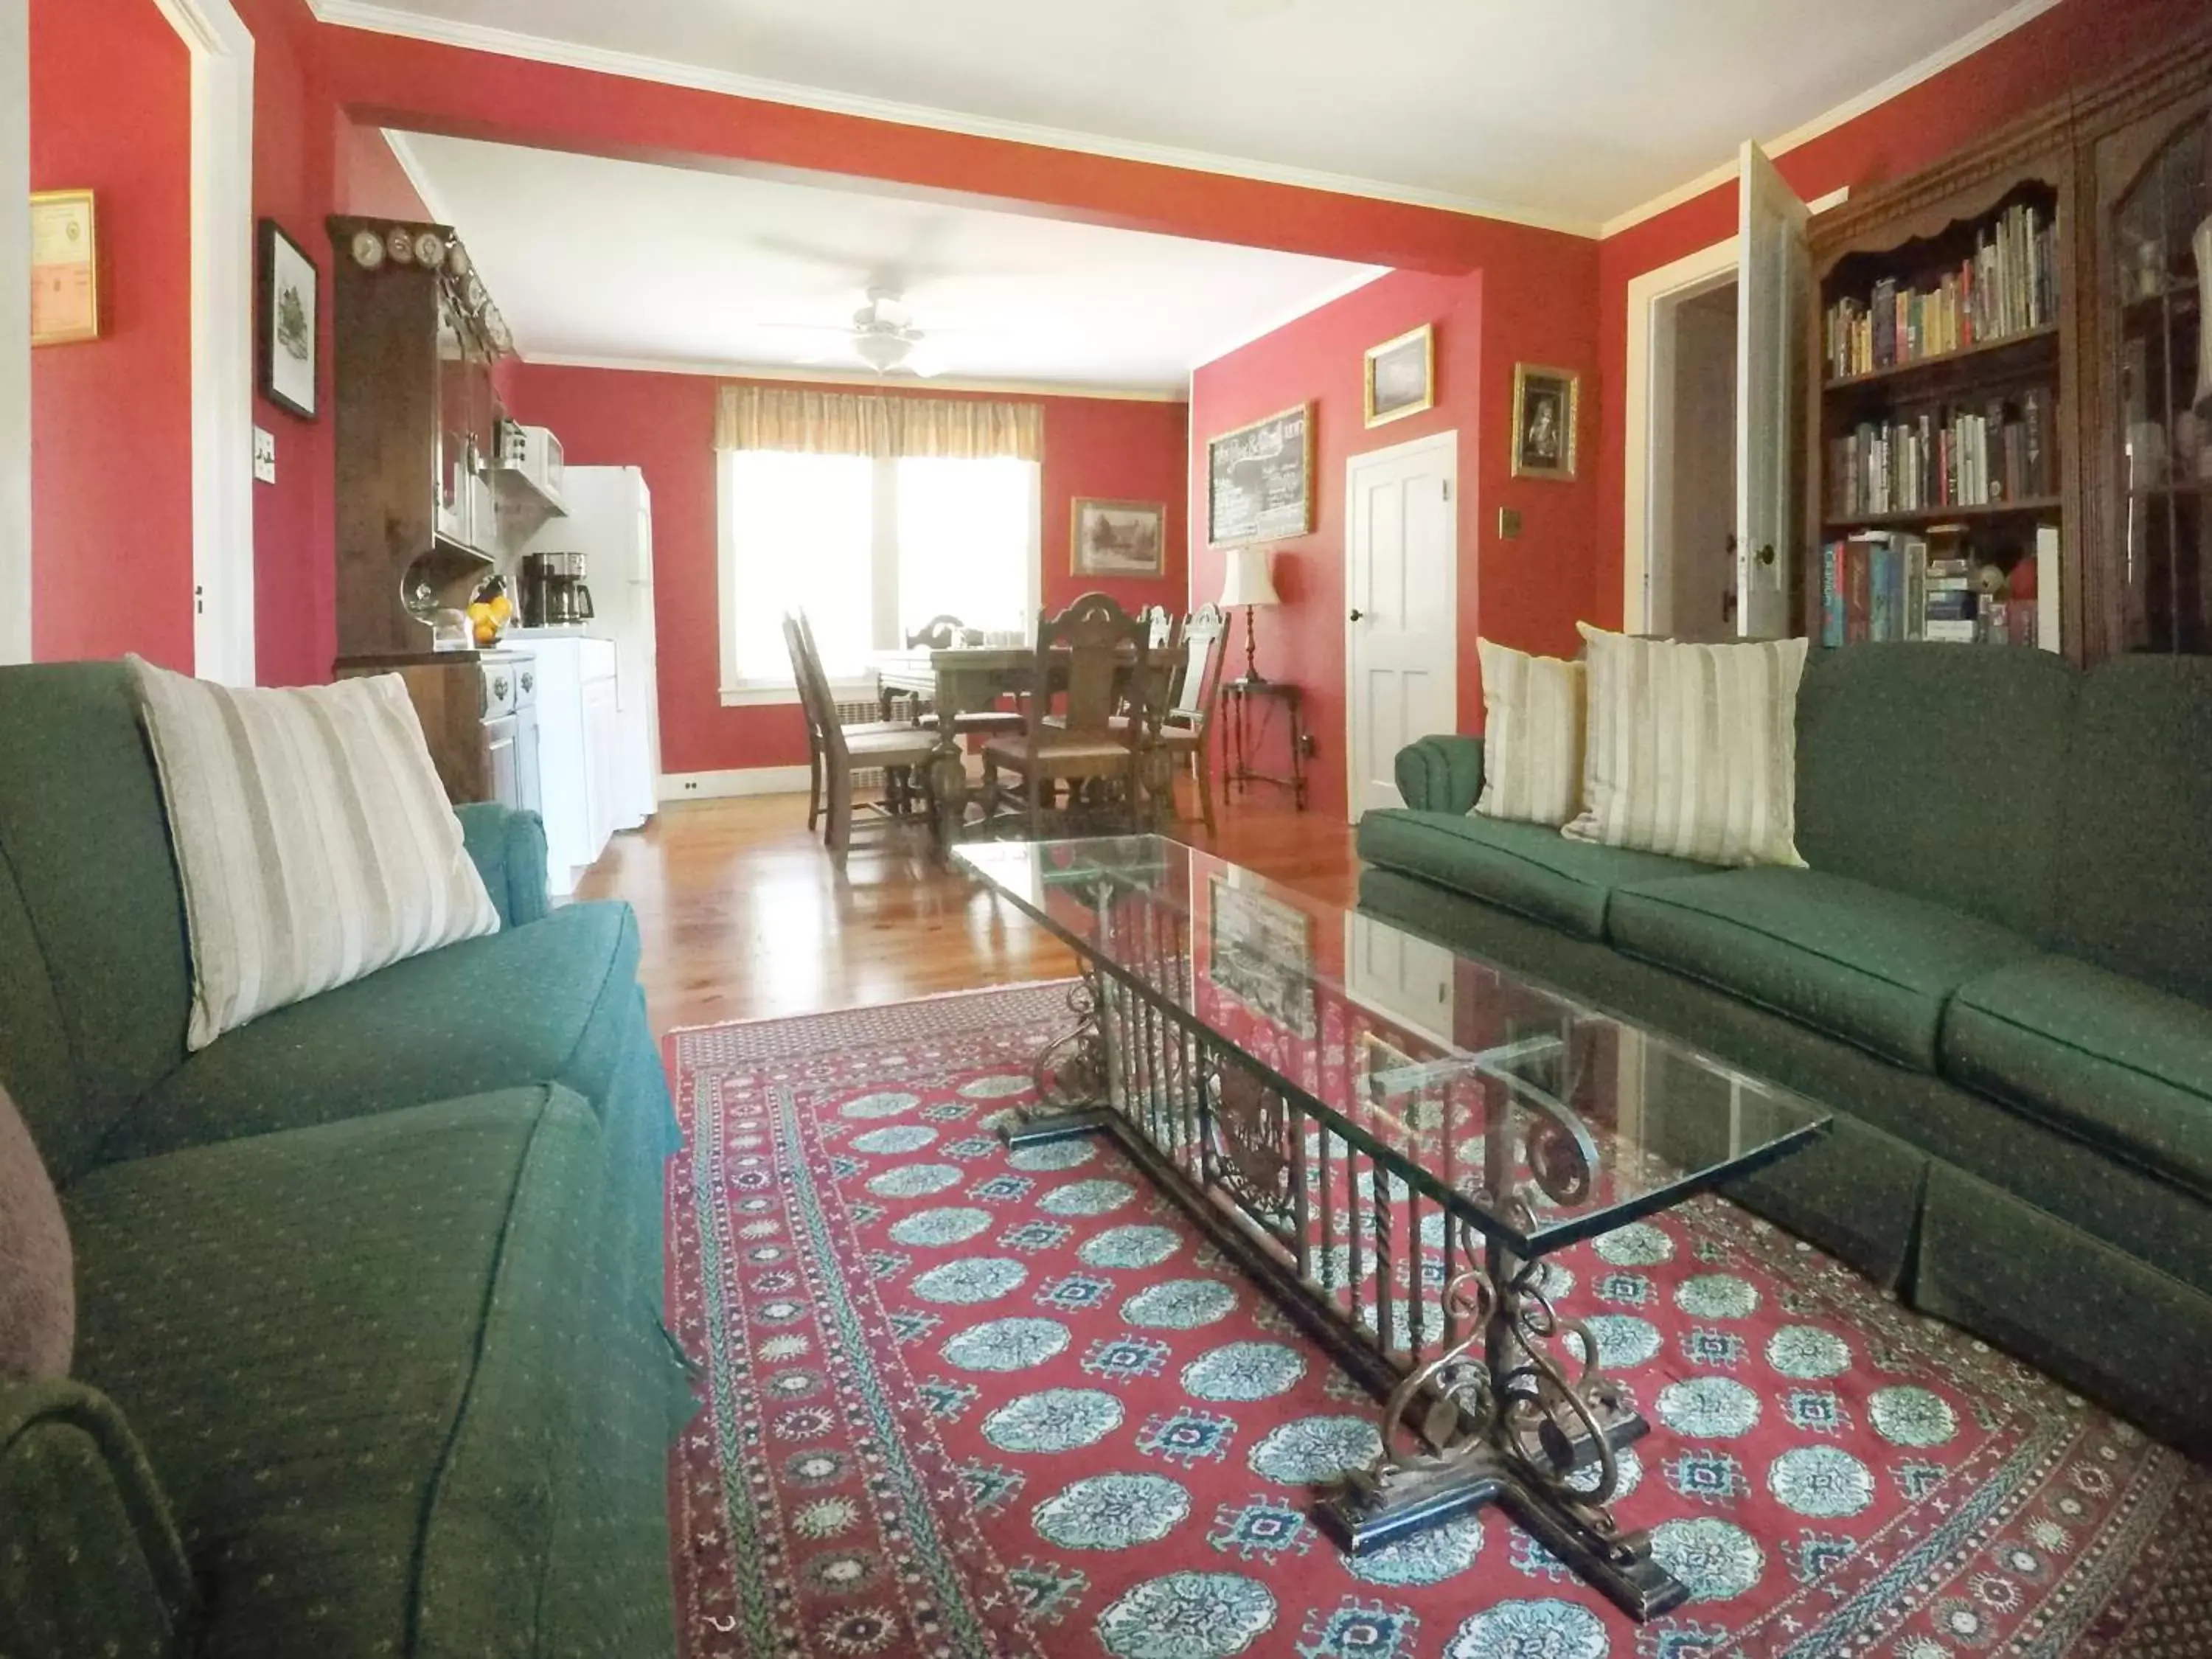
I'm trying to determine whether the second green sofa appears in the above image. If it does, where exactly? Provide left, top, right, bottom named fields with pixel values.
left=1358, top=644, right=2212, bottom=1458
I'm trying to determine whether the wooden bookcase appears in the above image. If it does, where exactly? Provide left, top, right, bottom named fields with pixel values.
left=1801, top=24, right=2212, bottom=662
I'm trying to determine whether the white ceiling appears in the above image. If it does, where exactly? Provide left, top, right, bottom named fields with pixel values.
left=326, top=0, right=2041, bottom=229
left=394, top=133, right=1385, bottom=392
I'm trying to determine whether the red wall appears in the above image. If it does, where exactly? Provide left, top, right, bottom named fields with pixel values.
left=502, top=364, right=1189, bottom=776
left=237, top=0, right=431, bottom=685
left=29, top=0, right=193, bottom=669
left=1593, top=0, right=2211, bottom=628
left=1189, top=239, right=1599, bottom=820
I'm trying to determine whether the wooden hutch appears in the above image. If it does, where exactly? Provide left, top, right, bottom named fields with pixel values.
left=328, top=215, right=545, bottom=807
left=1801, top=24, right=2212, bottom=662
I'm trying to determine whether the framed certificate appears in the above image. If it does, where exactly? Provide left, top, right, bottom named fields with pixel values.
left=30, top=190, right=98, bottom=347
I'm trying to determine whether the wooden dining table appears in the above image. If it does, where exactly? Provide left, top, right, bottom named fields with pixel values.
left=869, top=645, right=1172, bottom=848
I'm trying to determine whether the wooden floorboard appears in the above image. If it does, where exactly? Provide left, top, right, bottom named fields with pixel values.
left=574, top=787, right=1360, bottom=1036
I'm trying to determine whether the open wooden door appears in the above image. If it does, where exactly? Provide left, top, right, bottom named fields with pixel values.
left=1736, top=140, right=1809, bottom=639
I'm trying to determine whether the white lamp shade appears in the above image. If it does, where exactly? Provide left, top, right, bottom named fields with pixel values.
left=1219, top=546, right=1281, bottom=609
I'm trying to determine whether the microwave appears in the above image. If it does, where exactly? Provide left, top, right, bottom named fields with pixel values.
left=497, top=422, right=565, bottom=506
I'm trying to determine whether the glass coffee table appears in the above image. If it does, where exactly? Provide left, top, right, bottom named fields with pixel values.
left=956, top=835, right=1831, bottom=1621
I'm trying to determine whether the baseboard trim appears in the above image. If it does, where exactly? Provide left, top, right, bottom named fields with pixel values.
left=660, top=765, right=810, bottom=801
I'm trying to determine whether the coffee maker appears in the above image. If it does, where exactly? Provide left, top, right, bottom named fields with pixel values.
left=518, top=551, right=595, bottom=627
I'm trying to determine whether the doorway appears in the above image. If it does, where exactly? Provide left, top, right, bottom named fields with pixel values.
left=1344, top=428, right=1457, bottom=821
left=1666, top=280, right=1739, bottom=641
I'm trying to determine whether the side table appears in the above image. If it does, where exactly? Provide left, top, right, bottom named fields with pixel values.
left=1220, top=677, right=1307, bottom=810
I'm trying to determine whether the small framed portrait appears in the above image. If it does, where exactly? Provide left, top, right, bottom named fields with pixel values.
left=1071, top=497, right=1166, bottom=577
left=258, top=219, right=319, bottom=420
left=1363, top=324, right=1434, bottom=428
left=1510, top=364, right=1579, bottom=481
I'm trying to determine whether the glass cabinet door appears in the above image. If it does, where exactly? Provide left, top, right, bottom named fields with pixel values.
left=434, top=290, right=469, bottom=546
left=2101, top=99, right=2212, bottom=653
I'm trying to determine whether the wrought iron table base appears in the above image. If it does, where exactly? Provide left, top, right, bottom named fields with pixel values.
left=995, top=964, right=1690, bottom=1621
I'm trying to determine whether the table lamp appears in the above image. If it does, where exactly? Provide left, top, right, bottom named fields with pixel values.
left=1219, top=545, right=1281, bottom=684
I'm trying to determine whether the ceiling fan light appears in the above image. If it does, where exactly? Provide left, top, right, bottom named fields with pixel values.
left=853, top=329, right=913, bottom=372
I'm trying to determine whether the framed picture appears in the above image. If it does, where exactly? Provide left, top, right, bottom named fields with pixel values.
left=1207, top=875, right=1318, bottom=1037
left=1207, top=403, right=1313, bottom=546
left=1363, top=323, right=1434, bottom=427
left=1509, top=364, right=1579, bottom=480
left=29, top=190, right=98, bottom=346
left=1071, top=497, right=1166, bottom=577
left=258, top=219, right=319, bottom=420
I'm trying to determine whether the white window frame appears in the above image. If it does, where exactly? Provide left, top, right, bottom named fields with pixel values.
left=717, top=451, right=1042, bottom=706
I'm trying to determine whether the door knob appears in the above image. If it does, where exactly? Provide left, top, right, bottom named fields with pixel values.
left=1349, top=608, right=1365, bottom=622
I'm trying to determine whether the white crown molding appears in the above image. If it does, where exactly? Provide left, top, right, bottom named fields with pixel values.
left=303, top=0, right=1602, bottom=237
left=1192, top=265, right=1393, bottom=370
left=521, top=350, right=1190, bottom=403
left=1597, top=0, right=2065, bottom=239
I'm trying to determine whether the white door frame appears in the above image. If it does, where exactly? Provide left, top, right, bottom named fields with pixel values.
left=1623, top=236, right=1738, bottom=636
left=1343, top=427, right=1458, bottom=824
left=0, top=0, right=29, bottom=664
left=1623, top=182, right=1845, bottom=636
left=153, top=0, right=256, bottom=683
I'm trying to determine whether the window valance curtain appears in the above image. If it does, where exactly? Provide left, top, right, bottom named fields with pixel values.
left=715, top=384, right=1044, bottom=462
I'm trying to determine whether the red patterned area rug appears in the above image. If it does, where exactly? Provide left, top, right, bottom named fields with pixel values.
left=664, top=984, right=2211, bottom=1659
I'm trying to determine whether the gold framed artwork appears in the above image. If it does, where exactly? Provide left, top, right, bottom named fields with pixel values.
left=30, top=189, right=98, bottom=346
left=1207, top=403, right=1314, bottom=546
left=1509, top=364, right=1580, bottom=481
left=1363, top=323, right=1434, bottom=427
left=1071, top=497, right=1166, bottom=577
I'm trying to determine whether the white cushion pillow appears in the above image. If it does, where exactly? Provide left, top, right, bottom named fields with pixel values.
left=1473, top=638, right=1586, bottom=827
left=129, top=659, right=501, bottom=1049
left=1562, top=624, right=1809, bottom=868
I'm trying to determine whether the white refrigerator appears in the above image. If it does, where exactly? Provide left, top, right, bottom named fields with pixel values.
left=512, top=466, right=660, bottom=894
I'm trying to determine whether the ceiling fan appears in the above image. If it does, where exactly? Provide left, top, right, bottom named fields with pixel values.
left=846, top=288, right=931, bottom=375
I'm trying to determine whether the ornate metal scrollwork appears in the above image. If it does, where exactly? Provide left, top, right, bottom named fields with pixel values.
left=1031, top=970, right=1108, bottom=1112
left=1201, top=1058, right=1299, bottom=1240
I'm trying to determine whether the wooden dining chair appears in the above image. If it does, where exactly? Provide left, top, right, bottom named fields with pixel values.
left=980, top=593, right=1158, bottom=838
left=785, top=614, right=939, bottom=857
left=792, top=613, right=926, bottom=834
left=1157, top=603, right=1229, bottom=835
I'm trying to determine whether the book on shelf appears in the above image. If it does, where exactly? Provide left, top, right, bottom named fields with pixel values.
left=1823, top=199, right=2059, bottom=379
left=1827, top=385, right=2055, bottom=518
left=1817, top=529, right=2054, bottom=649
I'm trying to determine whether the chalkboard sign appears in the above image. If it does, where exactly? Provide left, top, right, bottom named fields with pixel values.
left=1207, top=403, right=1313, bottom=546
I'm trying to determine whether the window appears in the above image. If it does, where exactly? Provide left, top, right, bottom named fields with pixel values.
left=719, top=451, right=1040, bottom=697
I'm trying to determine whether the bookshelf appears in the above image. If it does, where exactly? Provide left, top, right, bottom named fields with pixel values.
left=1809, top=175, right=2070, bottom=650
left=1799, top=24, right=2212, bottom=664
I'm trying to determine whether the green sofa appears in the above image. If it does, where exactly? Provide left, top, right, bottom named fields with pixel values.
left=1358, top=644, right=2212, bottom=1458
left=0, top=663, right=694, bottom=1658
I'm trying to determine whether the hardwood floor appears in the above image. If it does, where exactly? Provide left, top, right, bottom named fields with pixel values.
left=574, top=787, right=1360, bottom=1036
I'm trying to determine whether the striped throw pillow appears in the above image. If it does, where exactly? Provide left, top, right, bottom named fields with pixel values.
left=129, top=659, right=500, bottom=1050
left=1473, top=638, right=1586, bottom=827
left=1562, top=624, right=1809, bottom=868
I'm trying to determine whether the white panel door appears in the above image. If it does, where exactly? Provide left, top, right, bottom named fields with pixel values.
left=1342, top=913, right=1455, bottom=1046
left=1346, top=431, right=1457, bottom=821
left=1736, top=139, right=1809, bottom=640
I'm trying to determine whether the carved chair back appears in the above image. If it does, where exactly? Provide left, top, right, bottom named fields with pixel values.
left=1030, top=591, right=1150, bottom=741
left=1169, top=604, right=1229, bottom=732
left=905, top=614, right=964, bottom=650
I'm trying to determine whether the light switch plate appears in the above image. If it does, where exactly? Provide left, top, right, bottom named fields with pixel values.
left=252, top=427, right=276, bottom=484
left=1498, top=507, right=1523, bottom=540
